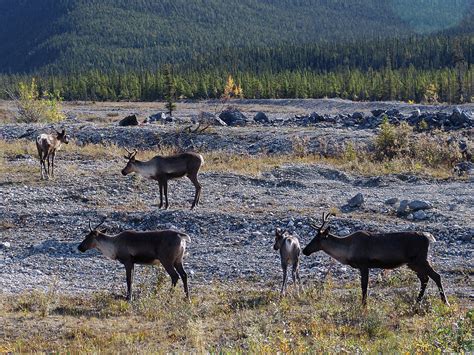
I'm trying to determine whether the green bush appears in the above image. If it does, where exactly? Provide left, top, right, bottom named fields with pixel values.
left=15, top=78, right=65, bottom=123
left=374, top=116, right=412, bottom=160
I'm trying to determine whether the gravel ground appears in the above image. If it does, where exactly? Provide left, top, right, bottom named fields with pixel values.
left=0, top=99, right=473, bottom=300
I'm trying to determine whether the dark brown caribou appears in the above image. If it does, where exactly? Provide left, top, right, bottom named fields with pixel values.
left=302, top=213, right=448, bottom=306
left=78, top=219, right=191, bottom=301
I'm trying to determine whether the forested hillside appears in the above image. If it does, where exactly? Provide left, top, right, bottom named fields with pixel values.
left=0, top=0, right=472, bottom=73
left=0, top=0, right=472, bottom=102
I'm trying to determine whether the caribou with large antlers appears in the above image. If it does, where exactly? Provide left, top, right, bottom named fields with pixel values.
left=302, top=213, right=448, bottom=306
left=78, top=219, right=191, bottom=300
left=36, top=128, right=70, bottom=180
left=121, top=148, right=204, bottom=209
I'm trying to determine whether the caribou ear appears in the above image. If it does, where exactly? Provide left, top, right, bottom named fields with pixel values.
left=99, top=228, right=108, bottom=234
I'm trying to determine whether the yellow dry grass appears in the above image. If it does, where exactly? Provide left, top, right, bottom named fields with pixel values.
left=0, top=137, right=462, bottom=180
left=0, top=279, right=471, bottom=353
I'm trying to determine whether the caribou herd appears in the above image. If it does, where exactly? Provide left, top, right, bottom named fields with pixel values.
left=36, top=128, right=449, bottom=306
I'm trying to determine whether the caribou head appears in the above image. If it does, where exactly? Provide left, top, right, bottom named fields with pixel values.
left=121, top=148, right=138, bottom=176
left=78, top=218, right=107, bottom=252
left=302, top=212, right=334, bottom=256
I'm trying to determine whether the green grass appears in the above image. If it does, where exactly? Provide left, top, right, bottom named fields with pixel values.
left=0, top=279, right=472, bottom=353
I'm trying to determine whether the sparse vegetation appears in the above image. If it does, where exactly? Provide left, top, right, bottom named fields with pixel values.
left=0, top=280, right=471, bottom=353
left=10, top=78, right=66, bottom=123
left=0, top=131, right=465, bottom=180
left=372, top=119, right=461, bottom=172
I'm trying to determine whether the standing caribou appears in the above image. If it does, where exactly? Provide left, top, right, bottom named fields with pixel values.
left=121, top=148, right=204, bottom=209
left=36, top=128, right=70, bottom=180
left=302, top=213, right=449, bottom=306
left=78, top=219, right=191, bottom=300
left=274, top=228, right=303, bottom=296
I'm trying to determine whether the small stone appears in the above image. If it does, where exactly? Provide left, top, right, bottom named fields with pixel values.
left=385, top=197, right=399, bottom=205
left=0, top=242, right=11, bottom=249
left=413, top=210, right=428, bottom=220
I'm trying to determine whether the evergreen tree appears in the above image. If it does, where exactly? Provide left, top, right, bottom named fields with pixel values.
left=452, top=39, right=467, bottom=103
left=164, top=64, right=176, bottom=117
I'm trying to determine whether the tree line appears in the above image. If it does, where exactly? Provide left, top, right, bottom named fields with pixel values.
left=1, top=65, right=472, bottom=103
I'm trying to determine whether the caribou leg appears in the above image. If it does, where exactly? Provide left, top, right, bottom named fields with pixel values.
left=51, top=151, right=56, bottom=178
left=163, top=180, right=169, bottom=209
left=360, top=267, right=369, bottom=306
left=175, top=262, right=189, bottom=299
left=158, top=181, right=164, bottom=209
left=188, top=173, right=202, bottom=209
left=125, top=262, right=134, bottom=301
left=426, top=263, right=449, bottom=305
left=280, top=263, right=288, bottom=296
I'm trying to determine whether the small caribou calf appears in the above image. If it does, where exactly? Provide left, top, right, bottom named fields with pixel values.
left=121, top=149, right=204, bottom=210
left=78, top=219, right=191, bottom=301
left=36, top=128, right=70, bottom=180
left=274, top=228, right=303, bottom=296
left=303, top=213, right=449, bottom=306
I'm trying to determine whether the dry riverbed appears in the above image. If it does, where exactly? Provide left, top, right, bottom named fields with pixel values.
left=0, top=99, right=472, bottom=352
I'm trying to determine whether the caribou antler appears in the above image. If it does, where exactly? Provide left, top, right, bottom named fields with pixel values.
left=321, top=212, right=334, bottom=231
left=124, top=148, right=138, bottom=160
left=309, top=218, right=320, bottom=231
left=89, top=218, right=107, bottom=232
left=309, top=212, right=334, bottom=232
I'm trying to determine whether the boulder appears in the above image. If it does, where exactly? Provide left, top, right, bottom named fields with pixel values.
left=371, top=109, right=386, bottom=117
left=397, top=199, right=409, bottom=215
left=352, top=112, right=364, bottom=121
left=410, top=108, right=421, bottom=117
left=408, top=200, right=432, bottom=211
left=386, top=108, right=400, bottom=116
left=254, top=112, right=270, bottom=124
left=193, top=112, right=227, bottom=126
left=219, top=108, right=249, bottom=126
left=347, top=193, right=364, bottom=208
left=454, top=161, right=474, bottom=176
left=119, top=114, right=139, bottom=126
left=148, top=112, right=167, bottom=123
left=308, top=112, right=325, bottom=123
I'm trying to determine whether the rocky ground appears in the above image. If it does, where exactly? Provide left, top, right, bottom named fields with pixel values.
left=0, top=99, right=472, bottom=301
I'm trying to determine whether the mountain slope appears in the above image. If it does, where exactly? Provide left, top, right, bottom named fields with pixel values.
left=0, top=0, right=472, bottom=73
